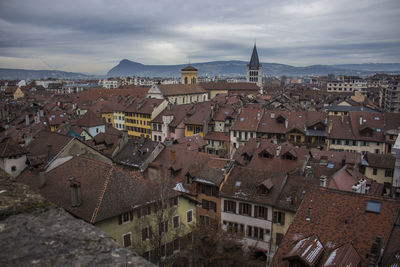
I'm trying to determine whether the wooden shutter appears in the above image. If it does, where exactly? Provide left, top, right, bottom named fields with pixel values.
left=118, top=214, right=122, bottom=224
left=239, top=203, right=243, bottom=215
left=281, top=212, right=285, bottom=225
left=129, top=211, right=133, bottom=221
left=254, top=206, right=258, bottom=217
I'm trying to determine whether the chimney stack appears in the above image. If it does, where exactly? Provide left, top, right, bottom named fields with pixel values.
left=47, top=144, right=52, bottom=159
left=39, top=171, right=46, bottom=188
left=69, top=177, right=82, bottom=207
left=25, top=114, right=30, bottom=126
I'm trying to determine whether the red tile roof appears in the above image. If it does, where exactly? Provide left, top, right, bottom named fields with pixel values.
left=271, top=186, right=400, bottom=266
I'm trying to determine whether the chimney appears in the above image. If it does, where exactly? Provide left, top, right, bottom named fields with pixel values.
left=25, top=114, right=30, bottom=126
left=39, top=171, right=46, bottom=188
left=360, top=116, right=363, bottom=125
left=285, top=118, right=288, bottom=129
left=257, top=110, right=261, bottom=120
left=37, top=111, right=40, bottom=123
left=39, top=109, right=44, bottom=117
left=210, top=105, right=214, bottom=118
left=320, top=176, right=327, bottom=187
left=170, top=149, right=176, bottom=163
left=69, top=177, right=82, bottom=207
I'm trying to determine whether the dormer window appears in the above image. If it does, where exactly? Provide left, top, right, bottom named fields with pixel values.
left=282, top=151, right=297, bottom=160
left=258, top=150, right=273, bottom=158
left=258, top=179, right=273, bottom=194
left=276, top=115, right=285, bottom=123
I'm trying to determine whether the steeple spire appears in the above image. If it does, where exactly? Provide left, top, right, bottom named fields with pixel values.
left=248, top=43, right=260, bottom=70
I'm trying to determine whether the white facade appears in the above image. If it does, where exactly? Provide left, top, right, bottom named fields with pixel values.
left=0, top=155, right=27, bottom=177
left=147, top=85, right=208, bottom=105
left=328, top=139, right=385, bottom=154
left=327, top=80, right=367, bottom=93
left=101, top=79, right=121, bottom=89
left=221, top=197, right=272, bottom=253
left=85, top=125, right=105, bottom=137
left=113, top=111, right=125, bottom=131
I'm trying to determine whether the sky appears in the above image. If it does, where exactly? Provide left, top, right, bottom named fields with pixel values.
left=0, top=0, right=399, bottom=75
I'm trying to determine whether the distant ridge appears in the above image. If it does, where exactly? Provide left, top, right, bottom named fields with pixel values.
left=0, top=68, right=92, bottom=80
left=108, top=59, right=400, bottom=77
left=1, top=61, right=400, bottom=80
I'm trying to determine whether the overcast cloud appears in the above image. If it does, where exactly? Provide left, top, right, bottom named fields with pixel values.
left=0, top=0, right=399, bottom=74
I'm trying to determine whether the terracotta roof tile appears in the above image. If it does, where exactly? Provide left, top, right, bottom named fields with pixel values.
left=271, top=186, right=400, bottom=266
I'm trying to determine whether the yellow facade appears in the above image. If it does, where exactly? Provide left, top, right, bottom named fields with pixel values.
left=287, top=132, right=305, bottom=144
left=209, top=90, right=228, bottom=99
left=271, top=209, right=295, bottom=253
left=125, top=112, right=152, bottom=139
left=185, top=124, right=204, bottom=138
left=181, top=68, right=198, bottom=85
left=101, top=112, right=114, bottom=125
left=13, top=87, right=24, bottom=100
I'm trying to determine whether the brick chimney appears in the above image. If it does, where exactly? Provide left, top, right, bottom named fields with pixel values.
left=170, top=149, right=176, bottom=163
left=38, top=170, right=46, bottom=189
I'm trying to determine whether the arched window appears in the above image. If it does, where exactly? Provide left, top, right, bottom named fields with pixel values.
left=184, top=77, right=188, bottom=84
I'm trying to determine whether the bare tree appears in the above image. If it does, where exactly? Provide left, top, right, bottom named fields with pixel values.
left=131, top=173, right=190, bottom=266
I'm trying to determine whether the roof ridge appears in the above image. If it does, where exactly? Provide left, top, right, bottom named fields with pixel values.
left=90, top=165, right=113, bottom=223
left=1, top=138, right=9, bottom=157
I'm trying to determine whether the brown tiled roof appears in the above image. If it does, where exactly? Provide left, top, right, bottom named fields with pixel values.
left=124, top=97, right=164, bottom=114
left=173, top=134, right=206, bottom=151
left=204, top=132, right=230, bottom=141
left=220, top=165, right=286, bottom=205
left=200, top=81, right=259, bottom=91
left=156, top=84, right=206, bottom=96
left=322, top=243, right=361, bottom=267
left=233, top=138, right=310, bottom=174
left=310, top=149, right=361, bottom=166
left=328, top=165, right=367, bottom=192
left=271, top=186, right=400, bottom=267
left=231, top=106, right=260, bottom=131
left=0, top=137, right=27, bottom=158
left=26, top=130, right=73, bottom=165
left=364, top=152, right=395, bottom=169
left=282, top=235, right=324, bottom=266
left=184, top=102, right=212, bottom=126
left=17, top=156, right=148, bottom=223
left=77, top=110, right=105, bottom=127
left=151, top=104, right=193, bottom=127
left=380, top=212, right=400, bottom=267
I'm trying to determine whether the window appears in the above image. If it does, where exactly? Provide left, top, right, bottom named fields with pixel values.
left=366, top=200, right=381, bottom=213
left=159, top=221, right=168, bottom=235
left=385, top=170, right=393, bottom=177
left=224, top=200, right=236, bottom=213
left=173, top=215, right=180, bottom=228
left=239, top=202, right=251, bottom=216
left=276, top=233, right=284, bottom=246
left=187, top=210, right=193, bottom=223
left=233, top=131, right=237, bottom=137
left=11, top=166, right=16, bottom=172
left=254, top=206, right=268, bottom=220
left=121, top=212, right=131, bottom=224
left=373, top=168, right=377, bottom=175
left=173, top=239, right=180, bottom=252
left=142, top=226, right=151, bottom=241
left=273, top=211, right=285, bottom=225
left=202, top=200, right=217, bottom=212
left=170, top=197, right=178, bottom=207
left=247, top=226, right=265, bottom=241
left=123, top=233, right=132, bottom=247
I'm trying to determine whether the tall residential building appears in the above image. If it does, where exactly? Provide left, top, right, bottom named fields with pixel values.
left=380, top=79, right=400, bottom=113
left=246, top=44, right=262, bottom=87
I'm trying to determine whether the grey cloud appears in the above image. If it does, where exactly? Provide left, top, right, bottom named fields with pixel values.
left=0, top=0, right=399, bottom=74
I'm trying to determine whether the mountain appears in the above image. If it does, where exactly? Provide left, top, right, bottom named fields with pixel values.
left=0, top=68, right=92, bottom=80
left=107, top=59, right=400, bottom=77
